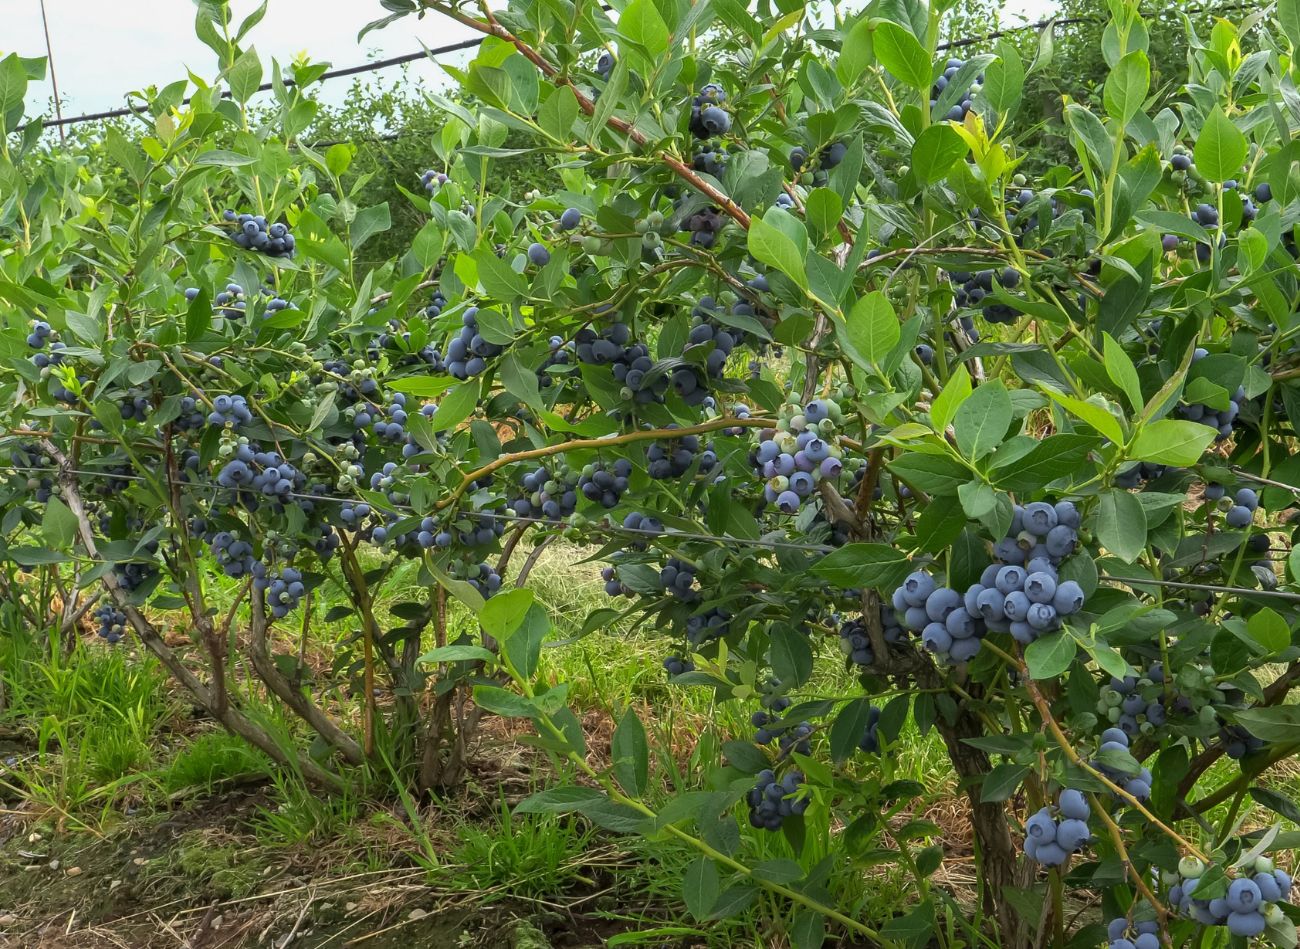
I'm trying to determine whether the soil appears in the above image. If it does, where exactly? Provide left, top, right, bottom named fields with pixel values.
left=0, top=782, right=666, bottom=949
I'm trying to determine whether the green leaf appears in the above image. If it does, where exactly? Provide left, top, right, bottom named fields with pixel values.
left=842, top=291, right=899, bottom=367
left=683, top=857, right=720, bottom=920
left=790, top=910, right=826, bottom=949
left=478, top=588, right=534, bottom=642
left=983, top=39, right=1025, bottom=115
left=880, top=901, right=936, bottom=949
left=1103, top=50, right=1149, bottom=125
left=225, top=47, right=264, bottom=104
left=803, top=188, right=843, bottom=237
left=193, top=149, right=256, bottom=167
left=811, top=543, right=910, bottom=590
left=41, top=497, right=78, bottom=549
left=417, top=644, right=496, bottom=664
left=770, top=625, right=813, bottom=687
left=830, top=698, right=875, bottom=763
left=1280, top=0, right=1300, bottom=51
left=912, top=123, right=968, bottom=184
left=1102, top=333, right=1143, bottom=413
left=1247, top=608, right=1291, bottom=656
left=1025, top=631, right=1076, bottom=679
left=538, top=84, right=579, bottom=142
left=472, top=684, right=537, bottom=718
left=351, top=202, right=391, bottom=251
left=1234, top=705, right=1300, bottom=744
left=428, top=380, right=479, bottom=430
left=953, top=380, right=1011, bottom=460
left=1044, top=389, right=1125, bottom=446
left=1194, top=107, right=1248, bottom=182
left=992, top=433, right=1098, bottom=492
left=981, top=763, right=1031, bottom=802
left=612, top=707, right=649, bottom=797
left=620, top=0, right=671, bottom=57
left=1129, top=419, right=1216, bottom=466
left=1093, top=489, right=1148, bottom=562
left=930, top=364, right=972, bottom=433
left=747, top=215, right=808, bottom=290
left=872, top=20, right=931, bottom=90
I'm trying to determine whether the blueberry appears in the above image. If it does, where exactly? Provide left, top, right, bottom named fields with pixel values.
left=527, top=243, right=551, bottom=266
left=559, top=207, right=582, bottom=229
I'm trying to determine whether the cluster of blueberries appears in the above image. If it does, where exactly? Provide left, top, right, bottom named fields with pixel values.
left=25, top=319, right=53, bottom=349
left=1213, top=483, right=1260, bottom=529
left=1104, top=913, right=1161, bottom=949
left=931, top=57, right=981, bottom=122
left=216, top=445, right=308, bottom=506
left=94, top=604, right=128, bottom=644
left=687, top=83, right=731, bottom=139
left=647, top=431, right=716, bottom=479
left=572, top=322, right=668, bottom=406
left=684, top=206, right=727, bottom=248
left=9, top=445, right=55, bottom=503
left=115, top=388, right=152, bottom=424
left=420, top=169, right=448, bottom=192
left=747, top=768, right=808, bottom=831
left=751, top=399, right=846, bottom=514
left=452, top=559, right=503, bottom=599
left=1170, top=855, right=1293, bottom=937
left=685, top=606, right=734, bottom=646
left=355, top=395, right=412, bottom=443
left=209, top=530, right=257, bottom=578
left=252, top=563, right=307, bottom=619
left=858, top=705, right=883, bottom=754
left=1023, top=788, right=1092, bottom=867
left=207, top=394, right=253, bottom=428
left=837, top=606, right=905, bottom=669
left=1097, top=665, right=1171, bottom=737
left=1092, top=727, right=1152, bottom=800
left=446, top=307, right=504, bottom=380
left=662, top=654, right=695, bottom=677
left=1177, top=349, right=1246, bottom=441
left=578, top=459, right=632, bottom=508
left=658, top=558, right=699, bottom=602
left=509, top=465, right=580, bottom=522
left=947, top=267, right=1021, bottom=325
left=221, top=211, right=295, bottom=257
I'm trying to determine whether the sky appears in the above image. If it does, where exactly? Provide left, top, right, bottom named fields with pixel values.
left=7, top=0, right=1056, bottom=122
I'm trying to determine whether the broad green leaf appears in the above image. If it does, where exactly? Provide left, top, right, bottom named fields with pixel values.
left=479, top=588, right=534, bottom=642
left=842, top=291, right=899, bottom=367
left=1044, top=389, right=1125, bottom=446
left=1247, top=608, right=1290, bottom=656
left=1102, top=333, right=1143, bottom=412
left=1128, top=419, right=1216, bottom=466
left=830, top=698, right=876, bottom=763
left=912, top=123, right=968, bottom=183
left=930, top=363, right=972, bottom=433
left=612, top=706, right=649, bottom=796
left=41, top=497, right=78, bottom=549
left=953, top=380, right=1012, bottom=460
left=1195, top=107, right=1248, bottom=182
left=417, top=644, right=496, bottom=664
left=620, top=0, right=671, bottom=57
left=1103, top=51, right=1149, bottom=125
left=683, top=857, right=720, bottom=920
left=428, top=380, right=479, bottom=431
left=225, top=47, right=264, bottom=103
left=747, top=215, right=808, bottom=289
left=811, top=543, right=910, bottom=589
left=872, top=20, right=931, bottom=90
left=1025, top=631, right=1076, bottom=679
left=982, top=39, right=1025, bottom=115
left=1093, top=489, right=1148, bottom=562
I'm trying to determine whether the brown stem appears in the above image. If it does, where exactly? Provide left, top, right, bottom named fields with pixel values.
left=44, top=441, right=346, bottom=791
left=247, top=591, right=366, bottom=765
left=338, top=537, right=380, bottom=757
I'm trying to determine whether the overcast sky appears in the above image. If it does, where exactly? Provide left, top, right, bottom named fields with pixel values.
left=7, top=0, right=1054, bottom=121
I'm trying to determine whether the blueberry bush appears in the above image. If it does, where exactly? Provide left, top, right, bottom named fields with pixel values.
left=5, top=0, right=1300, bottom=944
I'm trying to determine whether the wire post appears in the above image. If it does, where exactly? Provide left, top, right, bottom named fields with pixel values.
left=37, top=0, right=66, bottom=144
